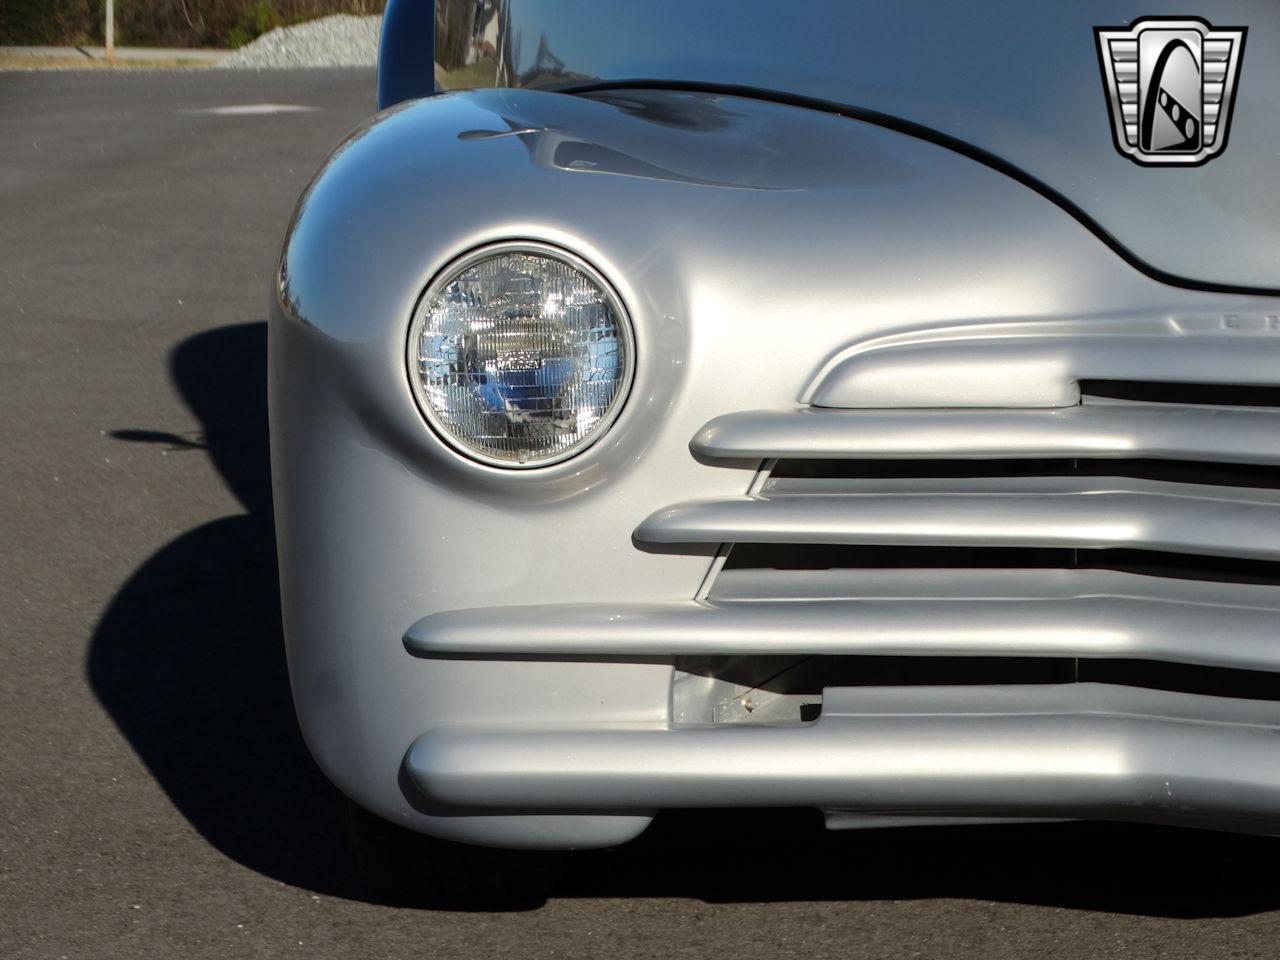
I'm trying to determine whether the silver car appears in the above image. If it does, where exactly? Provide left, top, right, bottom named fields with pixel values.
left=270, top=0, right=1280, bottom=902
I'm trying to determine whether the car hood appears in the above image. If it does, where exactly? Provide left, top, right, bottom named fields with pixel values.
left=433, top=0, right=1280, bottom=292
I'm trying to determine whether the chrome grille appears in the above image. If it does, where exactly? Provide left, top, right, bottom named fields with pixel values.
left=636, top=332, right=1280, bottom=692
left=406, top=332, right=1280, bottom=830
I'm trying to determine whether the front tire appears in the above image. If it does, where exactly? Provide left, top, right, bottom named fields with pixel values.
left=344, top=801, right=560, bottom=906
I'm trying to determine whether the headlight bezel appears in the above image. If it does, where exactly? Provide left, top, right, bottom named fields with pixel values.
left=404, top=239, right=637, bottom=470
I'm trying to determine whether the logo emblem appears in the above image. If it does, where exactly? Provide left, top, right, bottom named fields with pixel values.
left=1095, top=17, right=1246, bottom=166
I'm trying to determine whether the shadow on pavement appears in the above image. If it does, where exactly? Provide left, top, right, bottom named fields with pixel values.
left=88, top=321, right=1280, bottom=917
left=88, top=321, right=366, bottom=900
left=576, top=809, right=1280, bottom=918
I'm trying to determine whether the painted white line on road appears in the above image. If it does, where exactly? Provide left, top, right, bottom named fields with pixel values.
left=185, top=103, right=319, bottom=116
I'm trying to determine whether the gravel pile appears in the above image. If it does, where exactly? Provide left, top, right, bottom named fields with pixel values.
left=218, top=14, right=381, bottom=68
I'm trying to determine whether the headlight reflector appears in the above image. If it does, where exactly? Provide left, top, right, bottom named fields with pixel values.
left=408, top=243, right=634, bottom=467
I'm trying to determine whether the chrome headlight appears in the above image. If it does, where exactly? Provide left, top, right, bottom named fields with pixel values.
left=407, top=242, right=635, bottom=468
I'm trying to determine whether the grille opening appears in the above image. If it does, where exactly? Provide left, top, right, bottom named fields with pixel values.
left=679, top=654, right=1073, bottom=691
left=1079, top=660, right=1280, bottom=702
left=677, top=654, right=1280, bottom=703
left=1081, top=379, right=1280, bottom=407
left=768, top=457, right=1280, bottom=489
left=722, top=544, right=1280, bottom=586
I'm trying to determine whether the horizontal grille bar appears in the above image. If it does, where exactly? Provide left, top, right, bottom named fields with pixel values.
left=403, top=569, right=1280, bottom=671
left=810, top=335, right=1280, bottom=408
left=404, top=683, right=1280, bottom=830
left=692, top=405, right=1280, bottom=465
left=636, top=477, right=1280, bottom=562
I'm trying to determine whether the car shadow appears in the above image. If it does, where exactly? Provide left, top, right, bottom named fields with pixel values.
left=88, top=320, right=1280, bottom=917
left=88, top=321, right=367, bottom=899
left=576, top=810, right=1280, bottom=918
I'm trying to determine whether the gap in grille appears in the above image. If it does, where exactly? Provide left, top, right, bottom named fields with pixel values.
left=1081, top=379, right=1280, bottom=407
left=768, top=457, right=1280, bottom=489
left=1078, top=659, right=1280, bottom=702
left=722, top=544, right=1280, bottom=586
left=676, top=654, right=1280, bottom=703
left=678, top=654, right=1072, bottom=692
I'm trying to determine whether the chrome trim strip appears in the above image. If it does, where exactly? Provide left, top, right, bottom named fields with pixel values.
left=635, top=477, right=1280, bottom=562
left=692, top=405, right=1280, bottom=465
left=807, top=335, right=1280, bottom=408
left=404, top=569, right=1280, bottom=671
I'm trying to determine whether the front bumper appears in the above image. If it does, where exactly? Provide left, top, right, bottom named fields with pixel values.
left=406, top=684, right=1280, bottom=834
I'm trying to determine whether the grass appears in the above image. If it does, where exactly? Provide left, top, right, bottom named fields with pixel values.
left=438, top=58, right=497, bottom=91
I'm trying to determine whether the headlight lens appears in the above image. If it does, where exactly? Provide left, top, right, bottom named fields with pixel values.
left=408, top=243, right=634, bottom=468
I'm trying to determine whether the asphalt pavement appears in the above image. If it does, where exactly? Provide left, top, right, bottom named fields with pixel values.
left=4, top=67, right=1280, bottom=960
